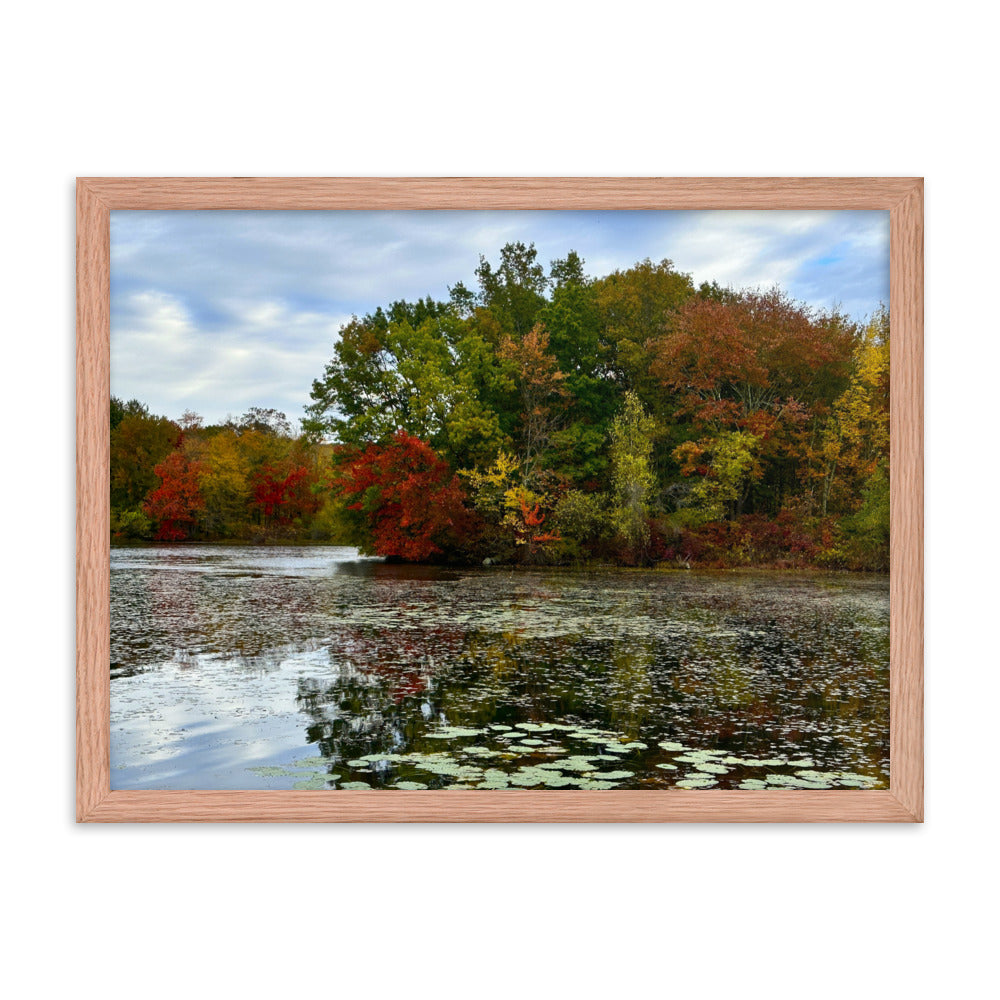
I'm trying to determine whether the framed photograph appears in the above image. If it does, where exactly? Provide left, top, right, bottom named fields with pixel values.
left=78, top=177, right=922, bottom=822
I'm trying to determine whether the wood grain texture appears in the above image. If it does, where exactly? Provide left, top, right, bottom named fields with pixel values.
left=889, top=182, right=925, bottom=821
left=78, top=176, right=920, bottom=210
left=77, top=177, right=924, bottom=823
left=76, top=181, right=111, bottom=821
left=82, top=790, right=918, bottom=823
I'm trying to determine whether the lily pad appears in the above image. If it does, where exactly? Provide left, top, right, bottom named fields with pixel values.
left=292, top=774, right=330, bottom=790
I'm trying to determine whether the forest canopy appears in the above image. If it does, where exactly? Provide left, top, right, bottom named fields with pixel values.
left=111, top=243, right=889, bottom=570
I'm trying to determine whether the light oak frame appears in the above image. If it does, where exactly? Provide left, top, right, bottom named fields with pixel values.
left=77, top=177, right=923, bottom=822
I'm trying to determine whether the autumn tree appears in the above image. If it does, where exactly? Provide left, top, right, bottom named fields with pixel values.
left=674, top=431, right=763, bottom=522
left=593, top=258, right=695, bottom=394
left=251, top=464, right=319, bottom=529
left=333, top=431, right=473, bottom=561
left=497, top=324, right=568, bottom=485
left=110, top=408, right=181, bottom=511
left=812, top=307, right=890, bottom=516
left=194, top=428, right=250, bottom=536
left=142, top=451, right=206, bottom=541
left=650, top=288, right=853, bottom=430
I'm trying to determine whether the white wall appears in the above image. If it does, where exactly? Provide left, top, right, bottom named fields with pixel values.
left=4, top=3, right=995, bottom=997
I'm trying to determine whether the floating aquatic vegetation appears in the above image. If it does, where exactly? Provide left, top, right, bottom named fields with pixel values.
left=393, top=781, right=429, bottom=790
left=764, top=774, right=820, bottom=787
left=338, top=781, right=372, bottom=790
left=676, top=778, right=718, bottom=789
left=293, top=774, right=329, bottom=790
left=290, top=755, right=337, bottom=768
left=549, top=756, right=599, bottom=772
left=723, top=757, right=789, bottom=768
left=113, top=548, right=888, bottom=792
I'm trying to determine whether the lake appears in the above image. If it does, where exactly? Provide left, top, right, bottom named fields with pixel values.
left=111, top=546, right=890, bottom=790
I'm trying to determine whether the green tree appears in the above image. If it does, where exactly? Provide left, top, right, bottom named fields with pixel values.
left=608, top=391, right=657, bottom=554
left=304, top=303, right=505, bottom=469
left=475, top=242, right=549, bottom=339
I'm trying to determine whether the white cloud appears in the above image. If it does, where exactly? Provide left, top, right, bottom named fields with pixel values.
left=112, top=287, right=350, bottom=425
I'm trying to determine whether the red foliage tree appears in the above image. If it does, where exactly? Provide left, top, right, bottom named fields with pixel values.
left=142, top=451, right=205, bottom=541
left=251, top=464, right=319, bottom=527
left=334, top=431, right=473, bottom=561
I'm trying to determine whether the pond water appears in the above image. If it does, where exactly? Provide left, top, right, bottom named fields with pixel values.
left=111, top=546, right=889, bottom=791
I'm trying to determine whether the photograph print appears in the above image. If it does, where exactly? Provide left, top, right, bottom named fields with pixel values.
left=109, top=207, right=890, bottom=793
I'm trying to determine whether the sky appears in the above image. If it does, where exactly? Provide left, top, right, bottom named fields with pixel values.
left=111, top=210, right=889, bottom=428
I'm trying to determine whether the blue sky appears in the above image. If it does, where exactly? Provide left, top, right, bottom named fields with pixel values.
left=111, top=210, right=888, bottom=427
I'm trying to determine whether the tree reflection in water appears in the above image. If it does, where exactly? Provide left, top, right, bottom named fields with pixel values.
left=111, top=546, right=889, bottom=790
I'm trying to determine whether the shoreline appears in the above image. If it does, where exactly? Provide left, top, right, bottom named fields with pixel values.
left=110, top=539, right=888, bottom=576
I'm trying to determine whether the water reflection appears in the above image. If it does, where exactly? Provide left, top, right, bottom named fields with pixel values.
left=111, top=546, right=889, bottom=790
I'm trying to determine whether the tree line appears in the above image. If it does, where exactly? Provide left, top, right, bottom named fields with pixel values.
left=111, top=243, right=889, bottom=570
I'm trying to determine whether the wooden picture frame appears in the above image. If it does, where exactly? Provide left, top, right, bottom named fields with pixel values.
left=78, top=177, right=923, bottom=822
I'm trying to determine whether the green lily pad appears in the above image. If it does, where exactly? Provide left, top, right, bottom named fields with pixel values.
left=290, top=756, right=337, bottom=768
left=292, top=775, right=328, bottom=790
